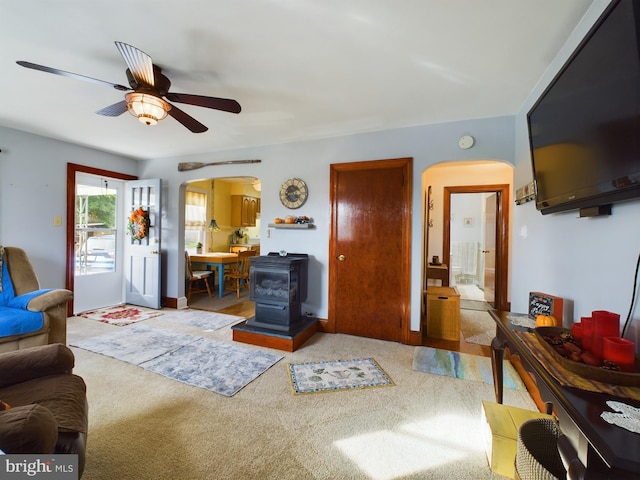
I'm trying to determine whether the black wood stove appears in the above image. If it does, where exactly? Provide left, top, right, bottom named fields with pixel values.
left=246, top=252, right=309, bottom=332
left=232, top=252, right=317, bottom=351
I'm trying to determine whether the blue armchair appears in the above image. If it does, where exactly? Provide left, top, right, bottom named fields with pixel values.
left=0, top=246, right=73, bottom=353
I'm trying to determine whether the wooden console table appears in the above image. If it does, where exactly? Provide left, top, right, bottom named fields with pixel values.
left=490, top=310, right=640, bottom=478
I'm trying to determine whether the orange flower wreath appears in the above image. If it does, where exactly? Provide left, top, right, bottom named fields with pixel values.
left=128, top=207, right=150, bottom=240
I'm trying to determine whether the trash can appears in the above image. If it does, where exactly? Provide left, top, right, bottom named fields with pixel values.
left=515, top=418, right=567, bottom=480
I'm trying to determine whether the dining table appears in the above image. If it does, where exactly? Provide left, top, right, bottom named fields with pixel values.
left=189, top=252, right=239, bottom=298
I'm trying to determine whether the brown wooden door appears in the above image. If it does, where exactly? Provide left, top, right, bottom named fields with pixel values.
left=328, top=158, right=412, bottom=343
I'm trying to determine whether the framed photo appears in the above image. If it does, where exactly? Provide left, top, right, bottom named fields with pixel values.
left=463, top=217, right=473, bottom=227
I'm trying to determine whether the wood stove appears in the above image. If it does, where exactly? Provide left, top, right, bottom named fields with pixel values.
left=246, top=252, right=309, bottom=332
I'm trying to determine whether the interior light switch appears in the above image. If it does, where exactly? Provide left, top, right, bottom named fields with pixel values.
left=519, top=225, right=527, bottom=238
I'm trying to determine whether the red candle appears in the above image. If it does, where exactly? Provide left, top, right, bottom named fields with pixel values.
left=581, top=317, right=593, bottom=351
left=571, top=322, right=582, bottom=340
left=591, top=310, right=620, bottom=360
left=603, top=337, right=636, bottom=373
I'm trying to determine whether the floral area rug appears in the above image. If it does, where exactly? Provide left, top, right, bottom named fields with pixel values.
left=78, top=304, right=162, bottom=326
left=288, top=358, right=395, bottom=395
left=71, top=324, right=282, bottom=396
left=412, top=346, right=526, bottom=391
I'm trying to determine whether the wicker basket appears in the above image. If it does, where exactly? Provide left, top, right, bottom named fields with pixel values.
left=515, top=418, right=567, bottom=480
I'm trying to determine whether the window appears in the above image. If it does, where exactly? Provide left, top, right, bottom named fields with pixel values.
left=185, top=189, right=207, bottom=252
left=75, top=177, right=118, bottom=275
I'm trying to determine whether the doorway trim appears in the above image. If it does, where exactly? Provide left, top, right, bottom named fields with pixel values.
left=442, top=184, right=510, bottom=312
left=65, top=163, right=137, bottom=316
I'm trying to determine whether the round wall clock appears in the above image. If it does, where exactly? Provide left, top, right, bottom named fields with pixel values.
left=279, top=178, right=308, bottom=209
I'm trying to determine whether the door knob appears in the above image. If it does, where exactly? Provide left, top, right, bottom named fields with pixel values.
left=151, top=250, right=159, bottom=255
left=482, top=250, right=490, bottom=254
left=338, top=254, right=346, bottom=261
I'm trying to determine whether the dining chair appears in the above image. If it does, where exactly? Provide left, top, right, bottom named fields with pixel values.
left=223, top=250, right=256, bottom=298
left=185, top=251, right=212, bottom=301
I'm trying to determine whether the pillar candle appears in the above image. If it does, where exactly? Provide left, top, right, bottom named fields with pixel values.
left=571, top=322, right=582, bottom=341
left=581, top=317, right=593, bottom=351
left=591, top=310, right=620, bottom=360
left=603, top=337, right=636, bottom=373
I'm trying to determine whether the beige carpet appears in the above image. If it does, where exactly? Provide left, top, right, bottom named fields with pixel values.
left=68, top=311, right=536, bottom=480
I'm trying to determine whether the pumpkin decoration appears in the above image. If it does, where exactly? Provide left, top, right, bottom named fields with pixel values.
left=536, top=314, right=559, bottom=328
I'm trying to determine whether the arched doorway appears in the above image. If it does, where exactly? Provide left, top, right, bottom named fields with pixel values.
left=423, top=161, right=512, bottom=312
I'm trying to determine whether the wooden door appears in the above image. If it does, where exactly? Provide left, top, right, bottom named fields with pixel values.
left=483, top=193, right=497, bottom=306
left=328, top=158, right=412, bottom=343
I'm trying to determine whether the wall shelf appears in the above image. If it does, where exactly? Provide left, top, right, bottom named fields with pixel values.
left=268, top=223, right=314, bottom=229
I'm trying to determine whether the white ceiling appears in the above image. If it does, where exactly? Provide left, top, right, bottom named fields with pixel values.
left=0, top=0, right=595, bottom=161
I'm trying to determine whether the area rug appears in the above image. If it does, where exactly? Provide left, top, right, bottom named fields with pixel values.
left=161, top=309, right=244, bottom=331
left=143, top=337, right=283, bottom=396
left=71, top=325, right=282, bottom=396
left=288, top=358, right=395, bottom=395
left=71, top=324, right=199, bottom=365
left=412, top=347, right=526, bottom=391
left=460, top=310, right=495, bottom=346
left=78, top=304, right=163, bottom=326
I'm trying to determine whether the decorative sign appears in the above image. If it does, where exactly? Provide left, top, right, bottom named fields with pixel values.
left=529, top=292, right=564, bottom=322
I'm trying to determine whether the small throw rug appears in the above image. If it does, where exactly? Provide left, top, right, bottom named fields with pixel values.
left=161, top=309, right=244, bottom=331
left=78, top=304, right=163, bottom=326
left=412, top=346, right=526, bottom=391
left=71, top=324, right=282, bottom=396
left=288, top=358, right=395, bottom=395
left=460, top=310, right=495, bottom=346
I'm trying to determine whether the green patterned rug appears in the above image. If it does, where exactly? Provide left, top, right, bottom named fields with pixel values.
left=412, top=347, right=526, bottom=391
left=288, top=358, right=395, bottom=395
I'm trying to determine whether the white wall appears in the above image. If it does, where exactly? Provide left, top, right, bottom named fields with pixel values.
left=0, top=127, right=138, bottom=288
left=511, top=1, right=640, bottom=352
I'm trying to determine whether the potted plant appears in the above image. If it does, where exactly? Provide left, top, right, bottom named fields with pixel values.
left=196, top=242, right=202, bottom=254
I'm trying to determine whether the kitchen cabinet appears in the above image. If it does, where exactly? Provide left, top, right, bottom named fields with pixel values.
left=231, top=195, right=260, bottom=226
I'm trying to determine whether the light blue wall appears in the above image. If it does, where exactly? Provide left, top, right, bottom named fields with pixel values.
left=511, top=1, right=640, bottom=352
left=140, top=116, right=516, bottom=329
left=0, top=126, right=138, bottom=288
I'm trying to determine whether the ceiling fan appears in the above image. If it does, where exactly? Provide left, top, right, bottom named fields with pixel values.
left=16, top=41, right=241, bottom=133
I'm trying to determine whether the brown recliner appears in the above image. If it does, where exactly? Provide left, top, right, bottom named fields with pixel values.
left=0, top=343, right=88, bottom=477
left=0, top=246, right=73, bottom=353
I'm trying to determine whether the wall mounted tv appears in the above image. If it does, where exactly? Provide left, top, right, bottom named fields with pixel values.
left=527, top=0, right=640, bottom=215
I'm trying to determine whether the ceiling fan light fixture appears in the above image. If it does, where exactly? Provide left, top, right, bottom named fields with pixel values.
left=125, top=92, right=170, bottom=126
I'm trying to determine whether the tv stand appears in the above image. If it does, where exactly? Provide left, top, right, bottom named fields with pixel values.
left=490, top=310, right=640, bottom=478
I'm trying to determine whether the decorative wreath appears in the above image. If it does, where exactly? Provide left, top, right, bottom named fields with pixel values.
left=128, top=207, right=150, bottom=240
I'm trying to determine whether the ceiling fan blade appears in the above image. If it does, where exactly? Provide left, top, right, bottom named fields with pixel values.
left=16, top=61, right=130, bottom=91
left=165, top=93, right=241, bottom=114
left=167, top=103, right=208, bottom=133
left=114, top=41, right=155, bottom=86
left=96, top=100, right=128, bottom=117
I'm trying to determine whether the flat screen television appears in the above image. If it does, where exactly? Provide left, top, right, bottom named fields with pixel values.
left=527, top=0, right=640, bottom=215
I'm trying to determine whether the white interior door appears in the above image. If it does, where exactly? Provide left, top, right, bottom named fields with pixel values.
left=124, top=179, right=162, bottom=309
left=73, top=174, right=125, bottom=313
